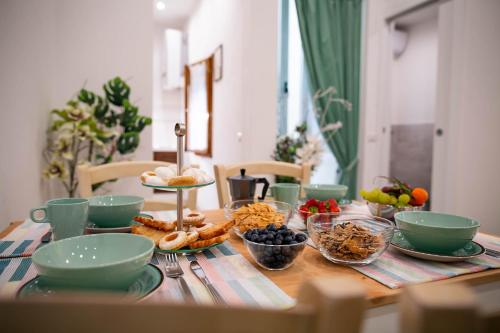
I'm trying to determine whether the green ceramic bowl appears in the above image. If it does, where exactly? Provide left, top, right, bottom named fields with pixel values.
left=88, top=195, right=144, bottom=228
left=394, top=211, right=480, bottom=254
left=32, top=233, right=154, bottom=289
left=303, top=184, right=348, bottom=201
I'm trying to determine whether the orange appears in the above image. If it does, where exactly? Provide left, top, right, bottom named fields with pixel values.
left=411, top=188, right=429, bottom=205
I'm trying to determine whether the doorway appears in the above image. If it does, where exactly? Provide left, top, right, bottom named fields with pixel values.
left=386, top=4, right=439, bottom=209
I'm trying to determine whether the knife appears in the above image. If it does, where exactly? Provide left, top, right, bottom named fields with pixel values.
left=190, top=260, right=226, bottom=305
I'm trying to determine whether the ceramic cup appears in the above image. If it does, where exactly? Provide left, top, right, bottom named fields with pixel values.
left=270, top=183, right=300, bottom=207
left=30, top=198, right=89, bottom=241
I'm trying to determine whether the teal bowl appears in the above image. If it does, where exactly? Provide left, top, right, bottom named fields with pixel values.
left=32, top=233, right=154, bottom=290
left=303, top=184, right=348, bottom=201
left=394, top=211, right=480, bottom=254
left=88, top=195, right=144, bottom=228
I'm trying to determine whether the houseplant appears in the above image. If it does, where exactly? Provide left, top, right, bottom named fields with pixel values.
left=43, top=77, right=151, bottom=197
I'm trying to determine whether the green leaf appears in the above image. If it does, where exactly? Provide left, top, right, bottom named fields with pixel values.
left=103, top=110, right=118, bottom=128
left=94, top=96, right=109, bottom=120
left=103, top=77, right=130, bottom=106
left=78, top=89, right=96, bottom=105
left=120, top=99, right=139, bottom=127
left=51, top=109, right=71, bottom=121
left=50, top=119, right=66, bottom=131
left=117, top=132, right=139, bottom=154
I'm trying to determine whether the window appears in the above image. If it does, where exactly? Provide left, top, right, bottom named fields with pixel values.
left=278, top=0, right=339, bottom=184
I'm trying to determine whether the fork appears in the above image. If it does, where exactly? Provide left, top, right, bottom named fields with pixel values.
left=161, top=253, right=195, bottom=302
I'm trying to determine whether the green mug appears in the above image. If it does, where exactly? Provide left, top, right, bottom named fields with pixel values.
left=30, top=198, right=89, bottom=240
left=270, top=183, right=300, bottom=207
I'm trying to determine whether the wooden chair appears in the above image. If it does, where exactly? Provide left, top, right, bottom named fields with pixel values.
left=0, top=277, right=366, bottom=333
left=77, top=161, right=197, bottom=211
left=213, top=161, right=311, bottom=208
left=400, top=282, right=500, bottom=333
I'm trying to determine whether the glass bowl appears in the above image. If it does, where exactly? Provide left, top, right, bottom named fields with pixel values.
left=243, top=230, right=307, bottom=270
left=307, top=214, right=395, bottom=265
left=367, top=202, right=424, bottom=219
left=224, top=199, right=292, bottom=238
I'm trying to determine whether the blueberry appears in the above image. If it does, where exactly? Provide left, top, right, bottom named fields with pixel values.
left=251, top=234, right=259, bottom=242
left=274, top=239, right=282, bottom=245
left=265, top=240, right=273, bottom=245
left=267, top=224, right=277, bottom=232
left=284, top=236, right=293, bottom=243
left=279, top=225, right=288, bottom=230
left=258, top=235, right=267, bottom=243
left=273, top=247, right=281, bottom=254
left=266, top=233, right=274, bottom=240
left=290, top=240, right=298, bottom=245
left=295, top=234, right=307, bottom=242
left=264, top=247, right=273, bottom=256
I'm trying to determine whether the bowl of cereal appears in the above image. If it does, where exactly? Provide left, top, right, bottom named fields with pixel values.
left=307, top=214, right=395, bottom=265
left=224, top=200, right=292, bottom=238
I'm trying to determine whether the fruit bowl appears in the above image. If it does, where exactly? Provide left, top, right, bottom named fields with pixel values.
left=243, top=224, right=307, bottom=270
left=297, top=198, right=341, bottom=224
left=367, top=202, right=423, bottom=219
left=307, top=214, right=395, bottom=265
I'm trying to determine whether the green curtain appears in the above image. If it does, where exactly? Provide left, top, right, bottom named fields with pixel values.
left=295, top=0, right=362, bottom=199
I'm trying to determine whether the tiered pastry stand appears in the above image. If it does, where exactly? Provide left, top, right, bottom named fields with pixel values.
left=141, top=123, right=215, bottom=233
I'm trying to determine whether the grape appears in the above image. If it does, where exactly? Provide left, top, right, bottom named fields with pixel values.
left=398, top=194, right=411, bottom=205
left=365, top=189, right=378, bottom=203
left=378, top=192, right=391, bottom=205
left=359, top=189, right=369, bottom=199
left=389, top=195, right=398, bottom=206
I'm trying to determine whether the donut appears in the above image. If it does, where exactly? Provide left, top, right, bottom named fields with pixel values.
left=189, top=233, right=230, bottom=249
left=140, top=171, right=156, bottom=183
left=183, top=212, right=206, bottom=226
left=199, top=220, right=235, bottom=240
left=155, top=166, right=176, bottom=180
left=133, top=216, right=176, bottom=232
left=167, top=175, right=197, bottom=186
left=159, top=231, right=188, bottom=250
left=191, top=222, right=214, bottom=233
left=186, top=230, right=199, bottom=244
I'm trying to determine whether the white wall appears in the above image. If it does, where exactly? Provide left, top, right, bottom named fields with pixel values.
left=0, top=0, right=153, bottom=229
left=361, top=0, right=500, bottom=234
left=390, top=18, right=437, bottom=125
left=185, top=0, right=279, bottom=209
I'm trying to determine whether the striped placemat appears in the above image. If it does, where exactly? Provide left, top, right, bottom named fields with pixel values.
left=353, top=233, right=500, bottom=289
left=0, top=221, right=49, bottom=258
left=0, top=243, right=294, bottom=308
left=0, top=212, right=294, bottom=308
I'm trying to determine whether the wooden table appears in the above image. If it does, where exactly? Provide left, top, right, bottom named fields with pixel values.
left=3, top=209, right=500, bottom=308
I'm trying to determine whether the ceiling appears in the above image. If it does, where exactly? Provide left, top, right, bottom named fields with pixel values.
left=153, top=0, right=200, bottom=28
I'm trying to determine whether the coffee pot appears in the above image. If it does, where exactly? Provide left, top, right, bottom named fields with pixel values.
left=227, top=169, right=269, bottom=201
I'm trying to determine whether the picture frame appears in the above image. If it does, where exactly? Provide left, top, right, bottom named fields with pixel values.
left=213, top=44, right=223, bottom=81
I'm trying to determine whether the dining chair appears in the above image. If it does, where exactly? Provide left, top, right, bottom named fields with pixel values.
left=77, top=161, right=197, bottom=210
left=213, top=161, right=311, bottom=208
left=399, top=282, right=500, bottom=333
left=0, top=277, right=366, bottom=333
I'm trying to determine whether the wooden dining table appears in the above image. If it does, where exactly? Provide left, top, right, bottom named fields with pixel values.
left=2, top=209, right=500, bottom=308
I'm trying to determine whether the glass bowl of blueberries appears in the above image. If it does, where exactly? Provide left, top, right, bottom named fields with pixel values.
left=243, top=224, right=308, bottom=270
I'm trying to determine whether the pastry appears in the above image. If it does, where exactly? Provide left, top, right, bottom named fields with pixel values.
left=140, top=171, right=156, bottom=182
left=186, top=230, right=199, bottom=244
left=167, top=175, right=197, bottom=186
left=131, top=225, right=168, bottom=245
left=189, top=232, right=229, bottom=249
left=191, top=222, right=214, bottom=233
left=198, top=220, right=235, bottom=240
left=133, top=216, right=176, bottom=232
left=183, top=212, right=206, bottom=226
left=155, top=166, right=176, bottom=180
left=182, top=168, right=213, bottom=184
left=159, top=231, right=188, bottom=250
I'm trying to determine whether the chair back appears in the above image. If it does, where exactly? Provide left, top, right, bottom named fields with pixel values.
left=0, top=277, right=365, bottom=333
left=77, top=161, right=197, bottom=210
left=213, top=161, right=311, bottom=208
left=400, top=282, right=500, bottom=333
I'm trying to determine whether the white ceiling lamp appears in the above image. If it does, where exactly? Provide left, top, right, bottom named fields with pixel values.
left=156, top=0, right=166, bottom=11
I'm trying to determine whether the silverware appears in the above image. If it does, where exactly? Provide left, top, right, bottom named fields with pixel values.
left=485, top=248, right=500, bottom=258
left=161, top=253, right=194, bottom=302
left=190, top=260, right=226, bottom=306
